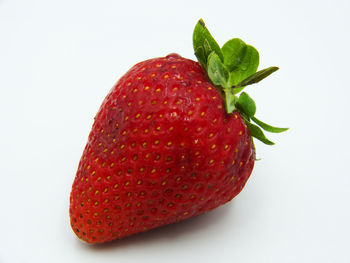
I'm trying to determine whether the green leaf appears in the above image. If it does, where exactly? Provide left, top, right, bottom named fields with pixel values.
left=193, top=19, right=224, bottom=69
left=207, top=52, right=229, bottom=87
left=235, top=66, right=279, bottom=88
left=246, top=122, right=275, bottom=145
left=222, top=39, right=259, bottom=86
left=251, top=116, right=289, bottom=133
left=236, top=92, right=256, bottom=118
left=221, top=38, right=247, bottom=72
left=194, top=46, right=206, bottom=69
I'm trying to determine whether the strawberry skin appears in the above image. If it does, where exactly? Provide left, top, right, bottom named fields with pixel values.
left=69, top=54, right=255, bottom=243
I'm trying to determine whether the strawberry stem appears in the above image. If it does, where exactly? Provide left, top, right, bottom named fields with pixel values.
left=192, top=19, right=288, bottom=145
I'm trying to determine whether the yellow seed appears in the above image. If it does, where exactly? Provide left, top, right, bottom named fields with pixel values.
left=144, top=128, right=149, bottom=134
left=211, top=144, right=216, bottom=149
left=154, top=140, right=159, bottom=145
left=133, top=88, right=138, bottom=93
left=161, top=181, right=167, bottom=186
left=164, top=75, right=169, bottom=79
left=114, top=184, right=118, bottom=189
left=137, top=180, right=142, bottom=185
left=144, top=86, right=150, bottom=90
left=151, top=168, right=156, bottom=174
left=176, top=176, right=181, bottom=182
left=201, top=112, right=205, bottom=116
left=125, top=181, right=130, bottom=186
left=94, top=201, right=99, bottom=206
left=239, top=131, right=243, bottom=135
left=167, top=141, right=172, bottom=146
left=146, top=115, right=151, bottom=120
left=171, top=65, right=176, bottom=68
left=115, top=195, right=120, bottom=200
left=122, top=130, right=127, bottom=135
left=188, top=110, right=193, bottom=116
left=97, top=176, right=101, bottom=182
left=91, top=171, right=96, bottom=176
left=95, top=190, right=99, bottom=195
left=139, top=167, right=145, bottom=172
left=135, top=113, right=141, bottom=119
left=209, top=159, right=214, bottom=164
left=138, top=101, right=143, bottom=105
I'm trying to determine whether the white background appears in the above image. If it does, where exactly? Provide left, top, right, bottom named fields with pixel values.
left=1, top=0, right=349, bottom=262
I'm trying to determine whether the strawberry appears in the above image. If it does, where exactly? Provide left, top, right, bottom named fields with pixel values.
left=69, top=19, right=287, bottom=244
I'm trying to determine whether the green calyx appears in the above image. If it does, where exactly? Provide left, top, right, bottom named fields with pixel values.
left=193, top=19, right=288, bottom=145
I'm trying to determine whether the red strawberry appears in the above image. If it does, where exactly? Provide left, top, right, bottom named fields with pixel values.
left=69, top=19, right=287, bottom=244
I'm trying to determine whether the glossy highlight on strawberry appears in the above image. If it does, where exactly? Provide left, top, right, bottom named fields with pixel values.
left=69, top=20, right=287, bottom=244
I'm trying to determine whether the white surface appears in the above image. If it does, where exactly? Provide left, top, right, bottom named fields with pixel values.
left=1, top=0, right=349, bottom=262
